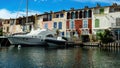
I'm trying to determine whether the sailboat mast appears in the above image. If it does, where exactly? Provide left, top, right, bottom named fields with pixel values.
left=26, top=0, right=28, bottom=24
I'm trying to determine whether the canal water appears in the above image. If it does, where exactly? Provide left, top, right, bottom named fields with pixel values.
left=0, top=46, right=120, bottom=68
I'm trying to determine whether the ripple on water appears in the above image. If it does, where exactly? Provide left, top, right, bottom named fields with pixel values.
left=0, top=47, right=120, bottom=68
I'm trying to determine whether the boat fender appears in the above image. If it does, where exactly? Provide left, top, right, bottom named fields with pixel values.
left=18, top=45, right=21, bottom=48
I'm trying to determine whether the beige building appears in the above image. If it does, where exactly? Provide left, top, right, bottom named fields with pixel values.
left=2, top=19, right=10, bottom=35
left=52, top=10, right=67, bottom=37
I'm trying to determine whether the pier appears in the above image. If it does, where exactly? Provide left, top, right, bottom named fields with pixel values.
left=65, top=41, right=100, bottom=47
left=0, top=36, right=10, bottom=47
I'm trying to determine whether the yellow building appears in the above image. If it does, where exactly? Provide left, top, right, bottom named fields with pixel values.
left=52, top=10, right=67, bottom=37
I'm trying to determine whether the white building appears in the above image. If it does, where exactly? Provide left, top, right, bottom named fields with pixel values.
left=92, top=3, right=120, bottom=40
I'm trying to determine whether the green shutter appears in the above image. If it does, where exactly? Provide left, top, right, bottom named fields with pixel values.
left=95, top=19, right=99, bottom=28
left=100, top=8, right=104, bottom=14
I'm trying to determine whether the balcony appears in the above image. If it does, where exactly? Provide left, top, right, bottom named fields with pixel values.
left=111, top=23, right=120, bottom=28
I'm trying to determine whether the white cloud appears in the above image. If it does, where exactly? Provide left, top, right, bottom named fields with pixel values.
left=0, top=9, right=41, bottom=19
left=74, top=0, right=120, bottom=4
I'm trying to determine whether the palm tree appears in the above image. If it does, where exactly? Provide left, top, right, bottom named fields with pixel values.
left=56, top=29, right=60, bottom=36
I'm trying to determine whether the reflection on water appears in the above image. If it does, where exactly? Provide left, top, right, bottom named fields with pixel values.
left=0, top=46, right=120, bottom=68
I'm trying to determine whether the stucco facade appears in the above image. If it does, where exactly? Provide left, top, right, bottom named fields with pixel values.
left=2, top=3, right=120, bottom=42
left=92, top=4, right=120, bottom=41
left=52, top=11, right=67, bottom=37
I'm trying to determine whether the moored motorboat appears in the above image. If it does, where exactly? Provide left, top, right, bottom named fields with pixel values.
left=7, top=29, right=56, bottom=46
left=45, top=36, right=67, bottom=47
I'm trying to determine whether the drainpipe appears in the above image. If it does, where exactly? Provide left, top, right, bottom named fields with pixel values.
left=118, top=30, right=119, bottom=42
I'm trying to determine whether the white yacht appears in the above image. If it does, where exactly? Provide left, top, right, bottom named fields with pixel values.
left=7, top=29, right=56, bottom=46
left=7, top=29, right=67, bottom=46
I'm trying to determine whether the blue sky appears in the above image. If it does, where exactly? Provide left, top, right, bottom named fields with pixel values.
left=0, top=0, right=120, bottom=19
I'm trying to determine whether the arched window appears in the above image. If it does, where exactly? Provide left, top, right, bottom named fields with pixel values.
left=79, top=11, right=82, bottom=18
left=88, top=10, right=92, bottom=18
left=75, top=11, right=78, bottom=19
left=84, top=10, right=87, bottom=18
left=95, top=19, right=100, bottom=27
left=58, top=22, right=62, bottom=29
left=67, top=12, right=70, bottom=19
left=71, top=12, right=75, bottom=19
left=53, top=22, right=57, bottom=28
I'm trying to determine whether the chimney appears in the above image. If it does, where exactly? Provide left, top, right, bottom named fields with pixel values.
left=85, top=6, right=89, bottom=9
left=112, top=3, right=117, bottom=6
left=70, top=8, right=74, bottom=11
left=61, top=10, right=65, bottom=13
left=44, top=12, right=48, bottom=14
left=96, top=3, right=100, bottom=7
left=50, top=11, right=53, bottom=13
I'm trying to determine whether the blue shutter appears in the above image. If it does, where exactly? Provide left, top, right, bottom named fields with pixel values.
left=44, top=23, right=48, bottom=29
left=54, top=22, right=57, bottom=28
left=59, top=22, right=62, bottom=29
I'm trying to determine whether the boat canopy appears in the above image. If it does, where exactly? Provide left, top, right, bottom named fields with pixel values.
left=26, top=29, right=56, bottom=36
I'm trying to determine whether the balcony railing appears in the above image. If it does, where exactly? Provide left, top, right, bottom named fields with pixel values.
left=111, top=23, right=120, bottom=28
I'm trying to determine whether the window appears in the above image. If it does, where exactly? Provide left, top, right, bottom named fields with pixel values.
left=53, top=22, right=57, bottom=28
left=67, top=12, right=70, bottom=19
left=79, top=11, right=82, bottom=18
left=7, top=27, right=9, bottom=32
left=60, top=13, right=64, bottom=18
left=109, top=8, right=114, bottom=12
left=114, top=7, right=120, bottom=12
left=19, top=20, right=22, bottom=25
left=83, top=20, right=88, bottom=28
left=48, top=14, right=52, bottom=21
left=86, top=11, right=88, bottom=18
left=95, top=19, right=100, bottom=28
left=75, top=11, right=78, bottom=19
left=58, top=22, right=62, bottom=29
left=3, top=27, right=5, bottom=30
left=84, top=10, right=87, bottom=18
left=70, top=20, right=74, bottom=29
left=71, top=12, right=75, bottom=19
left=29, top=25, right=32, bottom=31
left=60, top=32, right=64, bottom=37
left=44, top=23, right=48, bottom=29
left=46, top=34, right=53, bottom=37
left=62, top=32, right=64, bottom=37
left=66, top=21, right=69, bottom=29
left=56, top=14, right=59, bottom=18
left=82, top=11, right=84, bottom=18
left=10, top=20, right=14, bottom=25
left=100, top=8, right=104, bottom=14
left=110, top=7, right=120, bottom=12
left=66, top=31, right=70, bottom=38
left=43, top=15, right=48, bottom=21
left=23, top=26, right=26, bottom=31
left=88, top=10, right=92, bottom=18
left=94, top=9, right=99, bottom=14
left=116, top=18, right=120, bottom=26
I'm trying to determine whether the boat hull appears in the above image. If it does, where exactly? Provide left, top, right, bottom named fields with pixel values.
left=7, top=36, right=47, bottom=46
left=45, top=38, right=66, bottom=47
